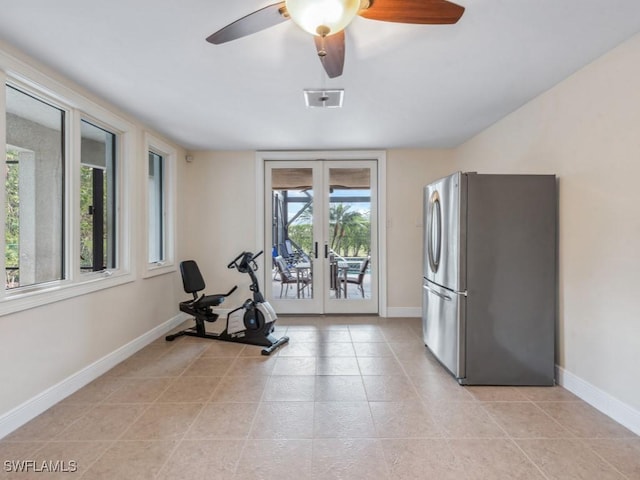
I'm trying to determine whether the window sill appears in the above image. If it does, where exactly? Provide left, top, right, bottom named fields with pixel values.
left=142, top=263, right=177, bottom=279
left=0, top=271, right=135, bottom=317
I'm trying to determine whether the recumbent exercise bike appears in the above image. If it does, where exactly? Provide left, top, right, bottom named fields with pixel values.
left=166, top=250, right=289, bottom=355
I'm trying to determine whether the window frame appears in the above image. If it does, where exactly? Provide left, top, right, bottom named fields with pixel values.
left=77, top=115, right=121, bottom=277
left=3, top=81, right=68, bottom=292
left=0, top=62, right=135, bottom=316
left=142, top=132, right=176, bottom=278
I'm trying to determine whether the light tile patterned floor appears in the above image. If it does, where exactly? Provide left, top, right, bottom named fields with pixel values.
left=1, top=316, right=639, bottom=479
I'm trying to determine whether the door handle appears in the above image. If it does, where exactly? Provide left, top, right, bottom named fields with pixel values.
left=314, top=242, right=318, bottom=259
left=423, top=284, right=452, bottom=301
left=324, top=244, right=329, bottom=259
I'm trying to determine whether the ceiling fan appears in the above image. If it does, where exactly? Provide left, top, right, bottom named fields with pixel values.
left=206, top=0, right=465, bottom=78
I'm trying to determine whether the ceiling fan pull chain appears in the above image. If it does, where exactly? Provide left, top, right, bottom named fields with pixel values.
left=316, top=25, right=330, bottom=58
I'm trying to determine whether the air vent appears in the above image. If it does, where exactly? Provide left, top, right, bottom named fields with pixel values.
left=303, top=89, right=344, bottom=108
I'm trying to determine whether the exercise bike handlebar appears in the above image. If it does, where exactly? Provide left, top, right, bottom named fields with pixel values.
left=224, top=285, right=238, bottom=297
left=227, top=250, right=263, bottom=270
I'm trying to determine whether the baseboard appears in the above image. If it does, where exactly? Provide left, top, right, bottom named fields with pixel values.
left=556, top=365, right=640, bottom=436
left=386, top=307, right=421, bottom=318
left=0, top=313, right=188, bottom=440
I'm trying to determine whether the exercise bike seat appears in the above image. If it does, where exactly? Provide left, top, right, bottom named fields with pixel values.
left=180, top=260, right=235, bottom=307
left=192, top=293, right=226, bottom=308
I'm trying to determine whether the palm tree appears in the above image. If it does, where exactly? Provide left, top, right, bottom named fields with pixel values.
left=276, top=190, right=371, bottom=257
left=330, top=204, right=368, bottom=256
left=343, top=212, right=370, bottom=257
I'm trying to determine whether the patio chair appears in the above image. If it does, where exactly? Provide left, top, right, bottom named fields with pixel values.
left=279, top=239, right=309, bottom=267
left=274, top=255, right=311, bottom=298
left=277, top=241, right=298, bottom=268
left=340, top=256, right=370, bottom=298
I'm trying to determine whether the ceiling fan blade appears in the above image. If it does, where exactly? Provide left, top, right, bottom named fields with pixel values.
left=359, top=0, right=464, bottom=25
left=206, top=2, right=289, bottom=44
left=314, top=31, right=345, bottom=78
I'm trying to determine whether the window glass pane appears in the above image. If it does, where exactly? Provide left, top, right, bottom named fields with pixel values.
left=80, top=119, right=117, bottom=271
left=5, top=85, right=65, bottom=289
left=148, top=151, right=164, bottom=263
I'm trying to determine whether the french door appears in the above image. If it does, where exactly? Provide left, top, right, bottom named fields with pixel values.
left=264, top=160, right=378, bottom=314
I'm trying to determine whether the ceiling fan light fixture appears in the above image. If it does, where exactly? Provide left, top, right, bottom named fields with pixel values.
left=286, top=0, right=360, bottom=36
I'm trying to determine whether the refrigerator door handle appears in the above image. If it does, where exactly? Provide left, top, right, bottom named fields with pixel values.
left=426, top=190, right=442, bottom=274
left=423, top=284, right=452, bottom=301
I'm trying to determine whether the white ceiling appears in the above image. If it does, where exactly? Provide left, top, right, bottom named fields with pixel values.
left=1, top=1, right=639, bottom=151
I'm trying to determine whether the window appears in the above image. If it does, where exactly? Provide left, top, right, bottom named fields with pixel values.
left=144, top=134, right=175, bottom=277
left=0, top=71, right=135, bottom=314
left=148, top=151, right=164, bottom=263
left=80, top=120, right=117, bottom=272
left=5, top=85, right=65, bottom=290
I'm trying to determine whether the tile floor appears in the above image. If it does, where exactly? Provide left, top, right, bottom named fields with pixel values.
left=1, top=316, right=639, bottom=479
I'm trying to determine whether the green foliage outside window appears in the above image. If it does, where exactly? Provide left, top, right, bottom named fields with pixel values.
left=287, top=203, right=371, bottom=258
left=79, top=165, right=94, bottom=270
left=5, top=150, right=19, bottom=288
left=5, top=151, right=104, bottom=287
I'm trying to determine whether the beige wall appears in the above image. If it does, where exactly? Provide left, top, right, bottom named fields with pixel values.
left=0, top=274, right=180, bottom=412
left=453, top=33, right=640, bottom=412
left=386, top=149, right=455, bottom=310
left=180, top=150, right=456, bottom=313
left=177, top=151, right=258, bottom=298
left=0, top=43, right=186, bottom=418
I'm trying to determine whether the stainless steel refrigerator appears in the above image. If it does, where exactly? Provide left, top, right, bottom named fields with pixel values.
left=422, top=172, right=557, bottom=385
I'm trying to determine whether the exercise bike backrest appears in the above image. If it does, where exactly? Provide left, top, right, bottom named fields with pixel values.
left=180, top=260, right=237, bottom=305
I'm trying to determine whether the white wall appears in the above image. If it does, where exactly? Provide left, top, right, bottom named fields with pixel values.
left=453, top=33, right=640, bottom=415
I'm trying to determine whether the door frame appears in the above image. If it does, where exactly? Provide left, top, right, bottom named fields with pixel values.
left=256, top=150, right=387, bottom=317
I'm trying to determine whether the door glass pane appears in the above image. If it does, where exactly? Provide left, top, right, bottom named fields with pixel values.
left=328, top=168, right=371, bottom=300
left=5, top=86, right=65, bottom=289
left=270, top=168, right=313, bottom=300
